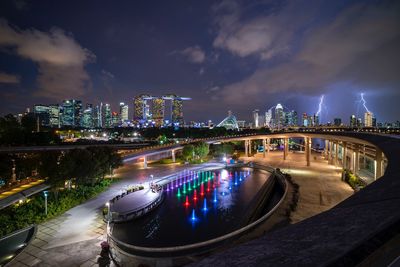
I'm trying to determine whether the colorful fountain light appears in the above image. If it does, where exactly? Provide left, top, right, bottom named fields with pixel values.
left=193, top=189, right=198, bottom=201
left=200, top=183, right=204, bottom=196
left=184, top=196, right=190, bottom=207
left=188, top=180, right=192, bottom=191
left=191, top=209, right=197, bottom=221
left=183, top=183, right=186, bottom=194
left=177, top=188, right=181, bottom=198
left=207, top=180, right=211, bottom=192
left=193, top=177, right=197, bottom=189
left=234, top=176, right=238, bottom=186
left=213, top=188, right=218, bottom=203
left=203, top=198, right=208, bottom=211
left=166, top=183, right=170, bottom=192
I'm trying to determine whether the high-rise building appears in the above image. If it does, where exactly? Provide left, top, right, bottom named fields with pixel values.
left=94, top=103, right=102, bottom=128
left=313, top=114, right=320, bottom=126
left=350, top=115, right=357, bottom=127
left=112, top=112, right=119, bottom=127
left=119, top=102, right=129, bottom=123
left=302, top=113, right=308, bottom=127
left=333, top=118, right=342, bottom=126
left=61, top=100, right=82, bottom=127
left=102, top=103, right=112, bottom=128
left=265, top=109, right=272, bottom=128
left=133, top=94, right=151, bottom=124
left=81, top=107, right=94, bottom=128
left=48, top=105, right=60, bottom=128
left=364, top=111, right=373, bottom=127
left=34, top=104, right=50, bottom=126
left=152, top=97, right=165, bottom=127
left=285, top=110, right=298, bottom=126
left=275, top=103, right=285, bottom=128
left=253, top=109, right=259, bottom=128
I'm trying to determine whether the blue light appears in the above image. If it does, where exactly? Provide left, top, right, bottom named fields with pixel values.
left=191, top=209, right=197, bottom=222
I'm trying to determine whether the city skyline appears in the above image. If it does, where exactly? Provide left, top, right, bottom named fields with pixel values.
left=0, top=1, right=400, bottom=123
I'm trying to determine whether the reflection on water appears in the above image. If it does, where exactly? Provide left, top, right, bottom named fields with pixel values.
left=112, top=167, right=270, bottom=247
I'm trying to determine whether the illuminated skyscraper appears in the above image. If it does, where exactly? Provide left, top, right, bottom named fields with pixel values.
left=102, top=103, right=112, bottom=128
left=112, top=112, right=119, bottom=127
left=61, top=99, right=82, bottom=127
left=265, top=108, right=272, bottom=127
left=285, top=110, right=298, bottom=126
left=133, top=94, right=151, bottom=123
left=49, top=105, right=60, bottom=128
left=119, top=102, right=129, bottom=123
left=34, top=104, right=50, bottom=126
left=253, top=109, right=259, bottom=128
left=275, top=103, right=285, bottom=128
left=313, top=114, right=320, bottom=126
left=81, top=107, right=94, bottom=128
left=152, top=97, right=165, bottom=127
left=350, top=115, right=357, bottom=127
left=302, top=113, right=308, bottom=127
left=364, top=111, right=373, bottom=127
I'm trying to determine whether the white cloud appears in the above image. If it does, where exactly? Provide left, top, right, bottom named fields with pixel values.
left=180, top=45, right=205, bottom=63
left=0, top=20, right=95, bottom=99
left=0, top=72, right=20, bottom=84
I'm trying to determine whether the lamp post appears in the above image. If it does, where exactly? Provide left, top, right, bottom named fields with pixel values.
left=43, top=191, right=48, bottom=215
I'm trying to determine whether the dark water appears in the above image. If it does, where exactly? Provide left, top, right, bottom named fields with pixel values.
left=111, top=167, right=270, bottom=247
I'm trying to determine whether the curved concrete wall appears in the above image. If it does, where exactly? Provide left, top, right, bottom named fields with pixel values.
left=190, top=133, right=400, bottom=266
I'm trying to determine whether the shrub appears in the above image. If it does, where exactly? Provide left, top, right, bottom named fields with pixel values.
left=0, top=179, right=113, bottom=238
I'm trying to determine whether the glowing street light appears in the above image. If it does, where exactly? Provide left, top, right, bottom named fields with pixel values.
left=43, top=191, right=48, bottom=215
left=105, top=202, right=111, bottom=222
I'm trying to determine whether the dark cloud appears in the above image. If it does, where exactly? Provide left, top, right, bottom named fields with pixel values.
left=0, top=72, right=19, bottom=84
left=217, top=1, right=400, bottom=105
left=0, top=20, right=95, bottom=99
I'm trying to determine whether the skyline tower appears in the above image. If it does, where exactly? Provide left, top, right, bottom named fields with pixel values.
left=152, top=97, right=165, bottom=127
left=253, top=109, right=259, bottom=128
left=61, top=99, right=82, bottom=127
left=364, top=111, right=374, bottom=127
left=119, top=102, right=129, bottom=123
left=275, top=103, right=285, bottom=129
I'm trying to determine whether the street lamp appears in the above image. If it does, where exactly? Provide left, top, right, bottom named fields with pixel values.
left=43, top=191, right=48, bottom=215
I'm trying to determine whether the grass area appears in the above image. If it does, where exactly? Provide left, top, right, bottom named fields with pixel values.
left=0, top=179, right=114, bottom=238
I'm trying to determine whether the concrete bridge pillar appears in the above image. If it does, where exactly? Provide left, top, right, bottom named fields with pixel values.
left=143, top=156, right=148, bottom=169
left=171, top=150, right=176, bottom=163
left=305, top=137, right=311, bottom=166
left=334, top=141, right=339, bottom=166
left=262, top=139, right=266, bottom=158
left=245, top=140, right=248, bottom=157
left=328, top=140, right=333, bottom=165
left=249, top=140, right=252, bottom=155
left=283, top=138, right=289, bottom=160
left=343, top=142, right=347, bottom=169
left=354, top=144, right=360, bottom=175
left=324, top=140, right=329, bottom=158
left=267, top=138, right=270, bottom=154
left=375, top=147, right=383, bottom=180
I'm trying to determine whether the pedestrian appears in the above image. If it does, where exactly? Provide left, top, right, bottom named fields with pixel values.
left=97, top=241, right=111, bottom=267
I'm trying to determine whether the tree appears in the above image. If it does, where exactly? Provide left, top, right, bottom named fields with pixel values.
left=182, top=145, right=194, bottom=161
left=193, top=142, right=209, bottom=160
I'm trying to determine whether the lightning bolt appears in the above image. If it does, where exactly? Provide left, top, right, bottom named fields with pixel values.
left=360, top=93, right=370, bottom=113
left=316, top=95, right=324, bottom=116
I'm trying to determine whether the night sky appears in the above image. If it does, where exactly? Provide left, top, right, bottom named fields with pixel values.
left=0, top=0, right=399, bottom=124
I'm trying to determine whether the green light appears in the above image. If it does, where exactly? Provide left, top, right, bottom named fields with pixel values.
left=177, top=188, right=181, bottom=197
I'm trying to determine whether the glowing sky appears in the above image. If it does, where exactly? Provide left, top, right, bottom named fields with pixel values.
left=0, top=0, right=399, bottom=123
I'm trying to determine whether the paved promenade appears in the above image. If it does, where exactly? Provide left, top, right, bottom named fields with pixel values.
left=10, top=162, right=222, bottom=267
left=246, top=150, right=353, bottom=223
